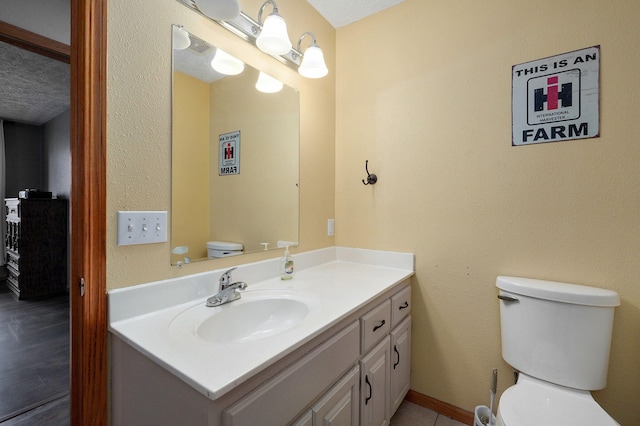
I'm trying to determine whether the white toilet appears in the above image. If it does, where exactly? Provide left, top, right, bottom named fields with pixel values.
left=206, top=241, right=243, bottom=259
left=496, top=276, right=620, bottom=426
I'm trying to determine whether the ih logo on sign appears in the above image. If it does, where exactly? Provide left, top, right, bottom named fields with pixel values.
left=527, top=69, right=580, bottom=125
left=223, top=142, right=235, bottom=163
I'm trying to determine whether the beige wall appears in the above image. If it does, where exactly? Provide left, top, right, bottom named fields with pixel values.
left=335, top=0, right=640, bottom=424
left=209, top=69, right=299, bottom=253
left=107, top=0, right=335, bottom=287
left=172, top=71, right=211, bottom=261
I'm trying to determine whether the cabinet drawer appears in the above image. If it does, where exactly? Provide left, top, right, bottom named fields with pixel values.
left=6, top=199, right=20, bottom=221
left=7, top=262, right=19, bottom=277
left=361, top=300, right=390, bottom=354
left=223, top=320, right=360, bottom=426
left=7, top=252, right=19, bottom=273
left=391, top=286, right=411, bottom=328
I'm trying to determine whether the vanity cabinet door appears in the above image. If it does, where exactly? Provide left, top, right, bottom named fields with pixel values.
left=291, top=411, right=313, bottom=426
left=312, top=365, right=359, bottom=426
left=360, top=336, right=390, bottom=426
left=223, top=321, right=359, bottom=426
left=390, top=316, right=411, bottom=416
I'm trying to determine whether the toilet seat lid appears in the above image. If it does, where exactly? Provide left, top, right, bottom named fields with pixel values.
left=206, top=241, right=243, bottom=251
left=498, top=374, right=619, bottom=426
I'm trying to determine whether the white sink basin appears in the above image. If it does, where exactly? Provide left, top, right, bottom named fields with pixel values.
left=169, top=289, right=320, bottom=344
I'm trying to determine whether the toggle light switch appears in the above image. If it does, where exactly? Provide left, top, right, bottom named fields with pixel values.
left=117, top=211, right=168, bottom=246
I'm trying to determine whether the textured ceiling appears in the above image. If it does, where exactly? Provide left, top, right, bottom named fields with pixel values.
left=174, top=32, right=225, bottom=83
left=0, top=41, right=69, bottom=125
left=305, top=0, right=407, bottom=28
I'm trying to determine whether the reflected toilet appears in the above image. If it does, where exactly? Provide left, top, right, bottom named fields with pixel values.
left=206, top=241, right=243, bottom=259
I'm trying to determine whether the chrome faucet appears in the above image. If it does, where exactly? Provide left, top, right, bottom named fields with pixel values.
left=206, top=267, right=247, bottom=307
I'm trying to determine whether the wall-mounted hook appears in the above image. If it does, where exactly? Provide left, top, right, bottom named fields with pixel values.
left=362, top=160, right=378, bottom=185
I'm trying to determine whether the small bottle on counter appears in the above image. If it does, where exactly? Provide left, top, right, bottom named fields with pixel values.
left=280, top=245, right=294, bottom=280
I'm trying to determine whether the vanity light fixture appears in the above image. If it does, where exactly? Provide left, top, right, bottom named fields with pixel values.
left=210, top=49, right=245, bottom=75
left=295, top=32, right=328, bottom=78
left=194, top=0, right=240, bottom=21
left=176, top=0, right=327, bottom=78
left=255, top=71, right=284, bottom=93
left=172, top=25, right=191, bottom=50
left=255, top=1, right=292, bottom=56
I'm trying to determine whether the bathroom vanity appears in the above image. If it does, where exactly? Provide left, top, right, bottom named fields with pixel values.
left=109, top=247, right=414, bottom=426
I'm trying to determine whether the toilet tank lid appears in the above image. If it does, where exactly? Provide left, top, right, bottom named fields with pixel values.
left=496, top=276, right=620, bottom=307
left=207, top=241, right=243, bottom=251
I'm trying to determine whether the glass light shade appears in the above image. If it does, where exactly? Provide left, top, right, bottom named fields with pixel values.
left=172, top=26, right=191, bottom=50
left=194, top=0, right=240, bottom=20
left=298, top=45, right=328, bottom=78
left=211, top=49, right=244, bottom=75
left=255, top=72, right=283, bottom=93
left=256, top=14, right=292, bottom=56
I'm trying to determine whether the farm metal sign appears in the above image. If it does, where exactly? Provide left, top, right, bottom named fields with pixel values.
left=219, top=131, right=240, bottom=176
left=512, top=46, right=599, bottom=146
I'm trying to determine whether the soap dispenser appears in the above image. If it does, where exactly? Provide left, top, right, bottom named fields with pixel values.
left=280, top=245, right=294, bottom=280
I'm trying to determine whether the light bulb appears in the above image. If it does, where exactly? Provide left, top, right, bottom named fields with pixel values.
left=256, top=13, right=292, bottom=56
left=172, top=26, right=190, bottom=50
left=298, top=44, right=328, bottom=78
left=211, top=49, right=244, bottom=75
left=255, top=72, right=283, bottom=93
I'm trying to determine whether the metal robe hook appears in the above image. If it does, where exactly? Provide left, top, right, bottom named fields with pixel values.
left=362, top=160, right=378, bottom=185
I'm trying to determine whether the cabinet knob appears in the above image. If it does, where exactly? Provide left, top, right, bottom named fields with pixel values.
left=372, top=320, right=386, bottom=332
left=365, top=375, right=372, bottom=405
left=393, top=345, right=400, bottom=369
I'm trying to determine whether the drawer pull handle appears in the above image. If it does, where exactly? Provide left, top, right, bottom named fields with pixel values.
left=365, top=375, right=372, bottom=405
left=393, top=345, right=400, bottom=370
left=399, top=301, right=409, bottom=310
left=372, top=320, right=386, bottom=332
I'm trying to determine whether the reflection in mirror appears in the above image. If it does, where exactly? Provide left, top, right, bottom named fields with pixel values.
left=171, top=26, right=300, bottom=265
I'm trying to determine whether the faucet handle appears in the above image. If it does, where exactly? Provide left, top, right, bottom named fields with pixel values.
left=219, top=267, right=237, bottom=288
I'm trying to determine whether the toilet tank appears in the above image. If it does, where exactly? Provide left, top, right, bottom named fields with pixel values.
left=496, top=276, right=620, bottom=390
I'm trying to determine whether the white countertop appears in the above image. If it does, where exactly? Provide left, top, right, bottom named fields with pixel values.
left=108, top=247, right=414, bottom=400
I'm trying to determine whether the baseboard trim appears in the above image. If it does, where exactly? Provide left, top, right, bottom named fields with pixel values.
left=405, top=390, right=474, bottom=425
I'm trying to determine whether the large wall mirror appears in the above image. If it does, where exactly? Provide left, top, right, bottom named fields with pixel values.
left=171, top=26, right=300, bottom=265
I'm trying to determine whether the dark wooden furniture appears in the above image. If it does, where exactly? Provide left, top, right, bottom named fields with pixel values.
left=5, top=197, right=68, bottom=299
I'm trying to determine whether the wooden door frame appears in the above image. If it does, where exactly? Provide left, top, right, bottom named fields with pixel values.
left=2, top=2, right=108, bottom=423
left=70, top=0, right=108, bottom=424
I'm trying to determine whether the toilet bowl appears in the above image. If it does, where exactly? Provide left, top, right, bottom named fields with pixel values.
left=206, top=241, right=243, bottom=259
left=496, top=374, right=618, bottom=426
left=496, top=276, right=620, bottom=426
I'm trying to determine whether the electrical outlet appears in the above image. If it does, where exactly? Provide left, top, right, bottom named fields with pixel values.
left=328, top=218, right=335, bottom=236
left=117, top=211, right=167, bottom=246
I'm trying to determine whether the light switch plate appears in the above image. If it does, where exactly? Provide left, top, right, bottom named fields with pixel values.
left=328, top=218, right=335, bottom=236
left=117, top=211, right=167, bottom=246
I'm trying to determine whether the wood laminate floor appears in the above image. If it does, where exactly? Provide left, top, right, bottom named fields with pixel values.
left=0, top=281, right=70, bottom=425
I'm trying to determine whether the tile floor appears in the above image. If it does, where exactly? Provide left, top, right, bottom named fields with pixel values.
left=391, top=400, right=470, bottom=426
